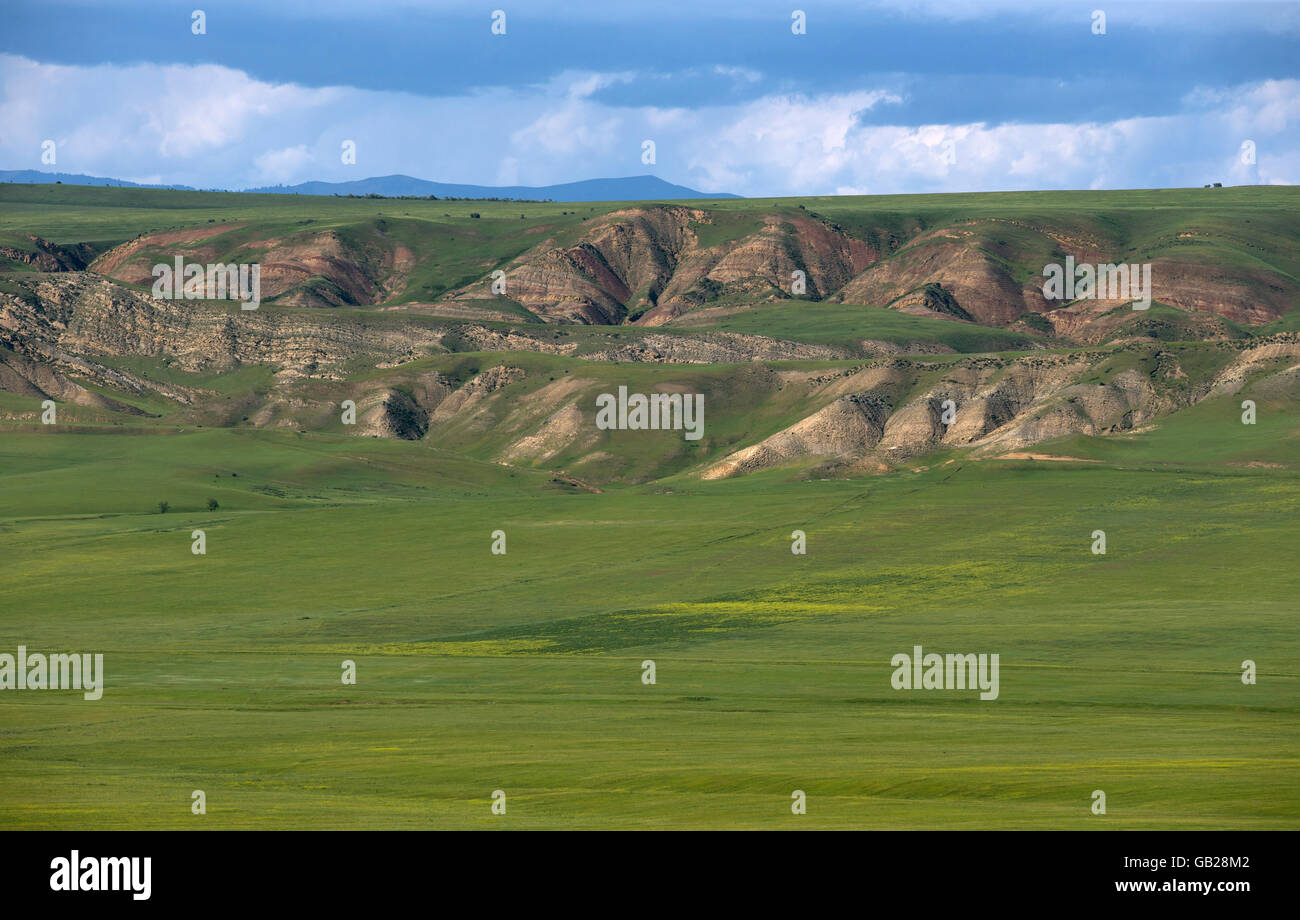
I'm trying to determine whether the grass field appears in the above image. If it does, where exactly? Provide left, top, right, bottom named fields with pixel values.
left=2, top=421, right=1297, bottom=829
left=674, top=301, right=1040, bottom=352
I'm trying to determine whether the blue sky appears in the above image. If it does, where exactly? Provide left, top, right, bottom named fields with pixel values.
left=1, top=0, right=1297, bottom=195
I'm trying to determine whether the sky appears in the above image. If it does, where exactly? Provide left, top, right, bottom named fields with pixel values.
left=0, top=0, right=1297, bottom=196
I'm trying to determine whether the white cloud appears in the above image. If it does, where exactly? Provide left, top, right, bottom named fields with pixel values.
left=510, top=101, right=624, bottom=159
left=713, top=65, right=762, bottom=83
left=253, top=145, right=316, bottom=183
left=564, top=71, right=639, bottom=100
left=1, top=54, right=1295, bottom=196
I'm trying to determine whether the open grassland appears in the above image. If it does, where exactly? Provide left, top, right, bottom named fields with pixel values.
left=1, top=421, right=1296, bottom=829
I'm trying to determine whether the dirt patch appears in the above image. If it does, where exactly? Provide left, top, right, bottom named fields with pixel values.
left=994, top=451, right=1101, bottom=462
left=91, top=223, right=244, bottom=276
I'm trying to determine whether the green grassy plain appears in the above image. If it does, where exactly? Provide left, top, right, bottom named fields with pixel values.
left=675, top=301, right=1040, bottom=352
left=1, top=420, right=1296, bottom=829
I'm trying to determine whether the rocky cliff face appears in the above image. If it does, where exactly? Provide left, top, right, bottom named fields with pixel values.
left=3, top=267, right=1298, bottom=480
left=446, top=205, right=706, bottom=323
left=90, top=224, right=411, bottom=308
left=634, top=213, right=883, bottom=324
left=73, top=203, right=1297, bottom=342
left=2, top=273, right=447, bottom=374
left=444, top=207, right=1296, bottom=337
left=0, top=235, right=97, bottom=271
left=0, top=270, right=856, bottom=442
left=833, top=230, right=1049, bottom=326
left=3, top=187, right=1298, bottom=483
left=702, top=339, right=1300, bottom=478
left=447, top=206, right=889, bottom=325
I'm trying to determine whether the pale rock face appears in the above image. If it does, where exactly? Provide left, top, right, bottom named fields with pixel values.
left=91, top=226, right=413, bottom=309
left=447, top=207, right=891, bottom=326
left=359, top=389, right=429, bottom=440
left=701, top=342, right=1299, bottom=479
left=3, top=262, right=1298, bottom=482
left=501, top=403, right=592, bottom=463
left=34, top=204, right=1292, bottom=344
left=703, top=394, right=891, bottom=479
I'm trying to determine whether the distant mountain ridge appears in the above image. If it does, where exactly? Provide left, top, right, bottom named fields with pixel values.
left=0, top=170, right=197, bottom=190
left=243, top=174, right=738, bottom=201
left=0, top=170, right=737, bottom=202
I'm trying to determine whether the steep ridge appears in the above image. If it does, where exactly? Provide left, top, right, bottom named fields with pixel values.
left=91, top=222, right=412, bottom=308
left=5, top=265, right=1296, bottom=482
left=445, top=205, right=705, bottom=323
left=445, top=206, right=889, bottom=324
left=0, top=273, right=851, bottom=379
left=0, top=273, right=448, bottom=377
left=3, top=185, right=1298, bottom=482
left=833, top=226, right=1053, bottom=325
left=635, top=213, right=884, bottom=323
left=832, top=216, right=1295, bottom=332
left=57, top=197, right=1299, bottom=342
left=0, top=235, right=98, bottom=272
left=442, top=204, right=1296, bottom=338
left=702, top=340, right=1300, bottom=479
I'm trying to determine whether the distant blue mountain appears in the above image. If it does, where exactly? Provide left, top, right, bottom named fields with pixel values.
left=0, top=169, right=196, bottom=190
left=243, top=174, right=737, bottom=201
left=0, top=170, right=737, bottom=202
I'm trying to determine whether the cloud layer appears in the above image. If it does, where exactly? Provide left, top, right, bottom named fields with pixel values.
left=1, top=54, right=1295, bottom=195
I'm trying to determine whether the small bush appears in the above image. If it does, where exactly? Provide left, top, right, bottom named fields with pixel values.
left=158, top=501, right=170, bottom=514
